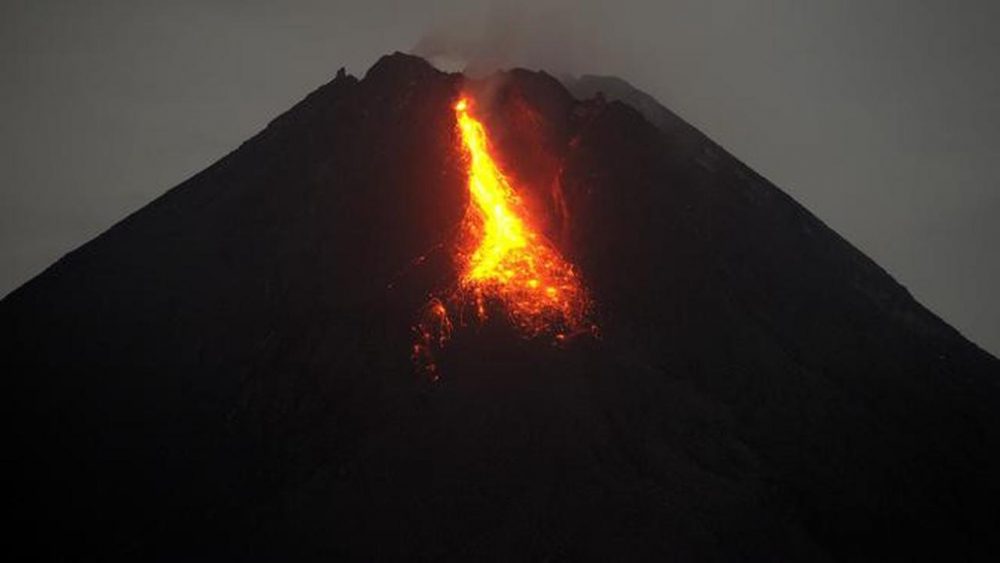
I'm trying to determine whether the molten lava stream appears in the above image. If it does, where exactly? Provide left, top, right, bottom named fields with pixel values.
left=413, top=96, right=593, bottom=378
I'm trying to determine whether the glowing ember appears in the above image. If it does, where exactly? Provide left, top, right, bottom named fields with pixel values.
left=413, top=95, right=593, bottom=377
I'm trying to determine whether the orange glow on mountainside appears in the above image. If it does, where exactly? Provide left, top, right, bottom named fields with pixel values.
left=413, top=96, right=593, bottom=378
left=453, top=97, right=589, bottom=332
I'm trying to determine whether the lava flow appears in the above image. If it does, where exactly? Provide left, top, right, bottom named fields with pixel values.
left=413, top=96, right=593, bottom=378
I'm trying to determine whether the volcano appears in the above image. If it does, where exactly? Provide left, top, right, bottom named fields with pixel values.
left=4, top=53, right=1000, bottom=561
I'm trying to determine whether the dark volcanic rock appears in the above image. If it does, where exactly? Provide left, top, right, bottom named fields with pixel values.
left=3, top=52, right=999, bottom=561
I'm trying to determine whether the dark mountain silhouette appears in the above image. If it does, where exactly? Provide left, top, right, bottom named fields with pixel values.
left=3, top=52, right=999, bottom=561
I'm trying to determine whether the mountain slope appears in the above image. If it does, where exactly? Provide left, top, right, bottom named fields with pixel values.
left=3, top=53, right=999, bottom=561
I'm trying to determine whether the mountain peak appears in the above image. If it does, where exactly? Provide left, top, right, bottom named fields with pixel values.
left=365, top=50, right=442, bottom=81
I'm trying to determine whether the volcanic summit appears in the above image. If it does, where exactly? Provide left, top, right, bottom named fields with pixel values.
left=3, top=53, right=1000, bottom=561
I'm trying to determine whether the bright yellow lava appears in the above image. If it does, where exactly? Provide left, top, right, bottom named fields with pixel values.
left=412, top=96, right=593, bottom=378
left=453, top=97, right=589, bottom=336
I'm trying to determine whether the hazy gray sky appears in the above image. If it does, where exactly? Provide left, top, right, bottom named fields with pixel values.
left=2, top=0, right=998, bottom=355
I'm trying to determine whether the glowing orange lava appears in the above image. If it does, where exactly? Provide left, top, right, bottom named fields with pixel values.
left=453, top=97, right=589, bottom=334
left=413, top=96, right=593, bottom=377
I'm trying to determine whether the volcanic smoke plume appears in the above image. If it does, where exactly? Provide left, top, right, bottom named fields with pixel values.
left=2, top=53, right=1000, bottom=561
